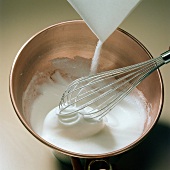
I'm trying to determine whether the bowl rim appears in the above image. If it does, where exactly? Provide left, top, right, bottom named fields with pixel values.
left=9, top=20, right=164, bottom=158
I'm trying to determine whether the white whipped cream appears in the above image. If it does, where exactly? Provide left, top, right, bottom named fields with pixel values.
left=26, top=70, right=149, bottom=155
left=42, top=106, right=105, bottom=140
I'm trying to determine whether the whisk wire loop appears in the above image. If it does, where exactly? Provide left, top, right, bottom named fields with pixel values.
left=58, top=50, right=170, bottom=120
left=87, top=61, right=161, bottom=119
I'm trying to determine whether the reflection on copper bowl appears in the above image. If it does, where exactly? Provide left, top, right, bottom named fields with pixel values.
left=9, top=20, right=163, bottom=166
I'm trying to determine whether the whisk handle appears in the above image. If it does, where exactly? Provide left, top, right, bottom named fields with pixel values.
left=161, top=50, right=170, bottom=64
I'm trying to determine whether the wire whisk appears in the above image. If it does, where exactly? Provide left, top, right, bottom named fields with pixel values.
left=58, top=50, right=170, bottom=121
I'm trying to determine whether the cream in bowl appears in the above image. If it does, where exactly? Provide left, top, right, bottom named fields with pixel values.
left=10, top=21, right=163, bottom=164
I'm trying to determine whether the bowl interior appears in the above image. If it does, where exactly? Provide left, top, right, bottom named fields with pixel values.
left=10, top=21, right=163, bottom=158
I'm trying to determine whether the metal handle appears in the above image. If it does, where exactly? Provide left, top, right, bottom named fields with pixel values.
left=161, top=50, right=170, bottom=64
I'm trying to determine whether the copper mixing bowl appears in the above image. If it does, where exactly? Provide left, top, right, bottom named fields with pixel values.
left=9, top=20, right=163, bottom=166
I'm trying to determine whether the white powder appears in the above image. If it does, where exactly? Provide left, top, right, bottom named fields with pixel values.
left=90, top=40, right=103, bottom=75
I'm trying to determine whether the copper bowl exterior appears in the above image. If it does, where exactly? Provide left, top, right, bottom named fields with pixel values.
left=9, top=20, right=163, bottom=162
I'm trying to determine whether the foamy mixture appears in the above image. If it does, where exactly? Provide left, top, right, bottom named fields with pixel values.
left=23, top=57, right=150, bottom=155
